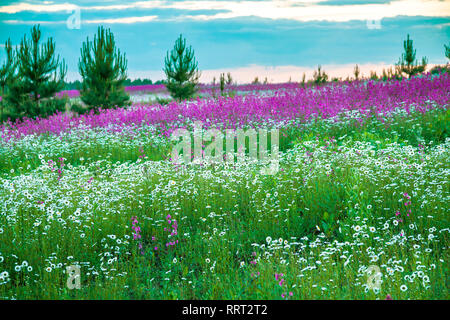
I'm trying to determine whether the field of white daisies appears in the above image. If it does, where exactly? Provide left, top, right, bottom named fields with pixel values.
left=0, top=80, right=449, bottom=300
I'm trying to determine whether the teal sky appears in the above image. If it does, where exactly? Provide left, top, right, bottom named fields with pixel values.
left=0, top=0, right=449, bottom=82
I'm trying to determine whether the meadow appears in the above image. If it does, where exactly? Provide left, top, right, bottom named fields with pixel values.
left=0, top=74, right=448, bottom=299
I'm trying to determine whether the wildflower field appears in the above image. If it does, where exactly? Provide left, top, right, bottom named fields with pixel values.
left=0, top=74, right=449, bottom=300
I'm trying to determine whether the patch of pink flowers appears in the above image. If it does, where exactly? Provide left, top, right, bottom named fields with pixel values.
left=47, top=157, right=65, bottom=180
left=131, top=216, right=144, bottom=255
left=1, top=74, right=448, bottom=142
left=395, top=192, right=412, bottom=223
left=275, top=273, right=293, bottom=299
left=164, top=214, right=179, bottom=248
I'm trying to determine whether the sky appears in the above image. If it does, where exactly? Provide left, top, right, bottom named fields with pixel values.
left=0, top=0, right=449, bottom=83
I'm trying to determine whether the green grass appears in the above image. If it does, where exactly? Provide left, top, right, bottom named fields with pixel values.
left=0, top=107, right=448, bottom=299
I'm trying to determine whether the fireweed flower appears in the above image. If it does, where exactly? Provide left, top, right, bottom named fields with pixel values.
left=131, top=216, right=144, bottom=255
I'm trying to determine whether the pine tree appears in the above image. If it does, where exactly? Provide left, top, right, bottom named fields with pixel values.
left=219, top=73, right=225, bottom=95
left=396, top=34, right=428, bottom=78
left=313, top=65, right=328, bottom=85
left=381, top=68, right=387, bottom=81
left=7, top=25, right=67, bottom=119
left=78, top=26, right=129, bottom=112
left=353, top=64, right=360, bottom=80
left=301, top=73, right=306, bottom=88
left=211, top=76, right=217, bottom=98
left=0, top=38, right=16, bottom=121
left=164, top=34, right=200, bottom=101
left=226, top=72, right=233, bottom=85
left=445, top=42, right=450, bottom=61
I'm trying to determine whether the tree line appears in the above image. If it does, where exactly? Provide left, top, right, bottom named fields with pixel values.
left=304, top=34, right=449, bottom=86
left=64, top=78, right=166, bottom=91
left=0, top=25, right=449, bottom=123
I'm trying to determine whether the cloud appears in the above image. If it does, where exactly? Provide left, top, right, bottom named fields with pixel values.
left=84, top=15, right=158, bottom=24
left=318, top=0, right=393, bottom=5
left=1, top=0, right=449, bottom=23
left=0, top=1, right=162, bottom=14
left=167, top=0, right=450, bottom=22
left=0, top=2, right=79, bottom=14
left=2, top=19, right=61, bottom=24
left=3, top=15, right=158, bottom=25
